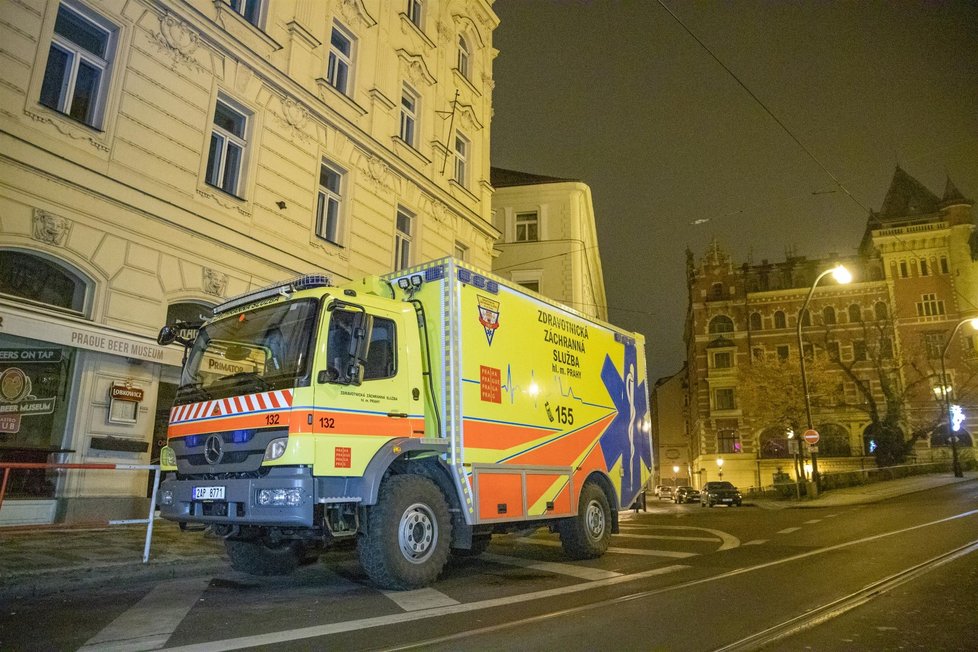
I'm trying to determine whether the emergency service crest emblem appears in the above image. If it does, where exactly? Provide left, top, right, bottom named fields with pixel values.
left=477, top=295, right=500, bottom=345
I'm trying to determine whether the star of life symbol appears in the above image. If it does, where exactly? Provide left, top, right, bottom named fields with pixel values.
left=477, top=295, right=500, bottom=345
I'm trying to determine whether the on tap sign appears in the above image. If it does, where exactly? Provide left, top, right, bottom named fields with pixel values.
left=0, top=348, right=62, bottom=435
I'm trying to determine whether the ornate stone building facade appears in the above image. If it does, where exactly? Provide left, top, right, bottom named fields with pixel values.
left=683, top=168, right=977, bottom=491
left=0, top=0, right=498, bottom=524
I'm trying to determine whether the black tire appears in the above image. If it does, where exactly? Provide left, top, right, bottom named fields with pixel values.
left=358, top=474, right=451, bottom=590
left=559, top=481, right=612, bottom=560
left=225, top=538, right=304, bottom=576
left=451, top=534, right=491, bottom=559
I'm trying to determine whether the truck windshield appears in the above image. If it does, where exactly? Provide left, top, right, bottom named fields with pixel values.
left=175, top=299, right=318, bottom=403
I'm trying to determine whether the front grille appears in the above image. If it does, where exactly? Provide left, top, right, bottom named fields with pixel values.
left=172, top=428, right=286, bottom=475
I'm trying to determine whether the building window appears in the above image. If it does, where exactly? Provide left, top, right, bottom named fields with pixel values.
left=874, top=302, right=888, bottom=321
left=326, top=23, right=354, bottom=95
left=515, top=211, right=539, bottom=242
left=39, top=3, right=116, bottom=129
left=826, top=341, right=840, bottom=360
left=518, top=280, right=540, bottom=292
left=713, top=388, right=735, bottom=411
left=759, top=427, right=790, bottom=459
left=712, top=351, right=733, bottom=369
left=916, top=293, right=945, bottom=318
left=457, top=35, right=471, bottom=79
left=854, top=340, right=867, bottom=361
left=227, top=0, right=262, bottom=27
left=205, top=97, right=249, bottom=197
left=880, top=337, right=894, bottom=359
left=717, top=427, right=741, bottom=454
left=0, top=250, right=89, bottom=314
left=406, top=0, right=423, bottom=28
left=749, top=312, right=762, bottom=331
left=801, top=309, right=811, bottom=327
left=774, top=311, right=787, bottom=329
left=776, top=345, right=790, bottom=361
left=708, top=283, right=724, bottom=301
left=399, top=85, right=419, bottom=147
left=453, top=131, right=469, bottom=186
left=923, top=332, right=943, bottom=359
left=708, top=315, right=734, bottom=334
left=919, top=259, right=929, bottom=277
left=823, top=306, right=836, bottom=325
left=394, top=207, right=414, bottom=271
left=454, top=242, right=468, bottom=261
left=899, top=261, right=909, bottom=278
left=848, top=304, right=862, bottom=323
left=751, top=347, right=765, bottom=361
left=316, top=160, right=344, bottom=244
left=940, top=256, right=949, bottom=274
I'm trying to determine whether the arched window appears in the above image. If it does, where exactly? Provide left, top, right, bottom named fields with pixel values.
left=0, top=250, right=90, bottom=314
left=708, top=315, right=734, bottom=334
left=874, top=302, right=888, bottom=321
left=823, top=306, right=836, bottom=325
left=457, top=35, right=471, bottom=79
left=801, top=310, right=811, bottom=327
left=749, top=312, right=762, bottom=331
left=774, top=311, right=787, bottom=329
left=848, top=304, right=862, bottom=323
left=759, top=426, right=791, bottom=459
left=816, top=423, right=851, bottom=457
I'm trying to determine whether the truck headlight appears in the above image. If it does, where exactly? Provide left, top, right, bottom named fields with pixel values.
left=264, top=437, right=288, bottom=460
left=257, top=488, right=303, bottom=507
left=160, top=446, right=177, bottom=469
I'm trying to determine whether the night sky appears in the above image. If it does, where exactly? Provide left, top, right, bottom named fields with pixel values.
left=489, top=1, right=978, bottom=381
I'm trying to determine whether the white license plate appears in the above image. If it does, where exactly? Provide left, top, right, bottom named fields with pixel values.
left=193, top=486, right=225, bottom=500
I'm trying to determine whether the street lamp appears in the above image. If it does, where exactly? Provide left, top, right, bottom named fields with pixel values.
left=797, top=264, right=852, bottom=492
left=716, top=457, right=724, bottom=481
left=939, top=317, right=978, bottom=478
left=673, top=465, right=680, bottom=487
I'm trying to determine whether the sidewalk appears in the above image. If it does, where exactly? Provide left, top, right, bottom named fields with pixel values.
left=749, top=471, right=976, bottom=509
left=2, top=472, right=975, bottom=599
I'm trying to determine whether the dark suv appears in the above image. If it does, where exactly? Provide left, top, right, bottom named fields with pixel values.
left=700, top=481, right=742, bottom=507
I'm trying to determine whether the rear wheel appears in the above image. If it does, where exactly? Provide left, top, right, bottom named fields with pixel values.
left=358, top=474, right=451, bottom=590
left=559, top=482, right=612, bottom=559
left=225, top=538, right=305, bottom=576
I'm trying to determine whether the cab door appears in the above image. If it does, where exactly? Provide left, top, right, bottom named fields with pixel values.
left=312, top=302, right=414, bottom=452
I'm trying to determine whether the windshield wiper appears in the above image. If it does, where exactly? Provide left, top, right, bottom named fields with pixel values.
left=176, top=382, right=211, bottom=401
left=219, top=371, right=272, bottom=392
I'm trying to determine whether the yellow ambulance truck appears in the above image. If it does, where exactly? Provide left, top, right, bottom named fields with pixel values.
left=157, top=258, right=652, bottom=589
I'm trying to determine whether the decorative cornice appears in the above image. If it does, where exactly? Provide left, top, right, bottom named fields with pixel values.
left=396, top=49, right=437, bottom=87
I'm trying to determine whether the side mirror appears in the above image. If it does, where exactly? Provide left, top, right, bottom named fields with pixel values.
left=157, top=325, right=177, bottom=346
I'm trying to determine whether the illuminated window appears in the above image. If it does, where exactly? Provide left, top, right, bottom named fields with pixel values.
left=717, top=426, right=741, bottom=453
left=40, top=3, right=117, bottom=129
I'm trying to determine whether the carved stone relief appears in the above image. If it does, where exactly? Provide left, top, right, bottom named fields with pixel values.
left=32, top=209, right=72, bottom=246
left=337, top=0, right=376, bottom=29
left=153, top=13, right=204, bottom=72
left=359, top=154, right=395, bottom=192
left=202, top=268, right=228, bottom=297
left=274, top=97, right=312, bottom=143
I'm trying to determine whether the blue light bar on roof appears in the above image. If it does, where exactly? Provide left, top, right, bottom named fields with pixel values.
left=213, top=274, right=332, bottom=315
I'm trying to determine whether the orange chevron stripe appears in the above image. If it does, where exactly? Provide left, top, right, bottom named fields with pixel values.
left=505, top=414, right=615, bottom=467
left=462, top=420, right=559, bottom=450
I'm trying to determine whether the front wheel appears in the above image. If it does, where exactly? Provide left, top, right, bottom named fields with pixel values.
left=358, top=474, right=451, bottom=590
left=559, top=482, right=612, bottom=559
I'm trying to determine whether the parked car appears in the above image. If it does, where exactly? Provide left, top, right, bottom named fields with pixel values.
left=700, top=481, right=742, bottom=507
left=653, top=484, right=666, bottom=498
left=673, top=486, right=700, bottom=504
left=657, top=485, right=675, bottom=501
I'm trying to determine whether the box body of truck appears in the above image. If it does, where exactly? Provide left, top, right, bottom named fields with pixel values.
left=157, top=258, right=652, bottom=588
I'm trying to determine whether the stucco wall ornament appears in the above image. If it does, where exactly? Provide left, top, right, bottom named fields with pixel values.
left=32, top=209, right=72, bottom=246
left=274, top=97, right=311, bottom=143
left=24, top=109, right=109, bottom=152
left=359, top=155, right=395, bottom=192
left=202, top=268, right=228, bottom=297
left=337, top=0, right=377, bottom=29
left=154, top=14, right=203, bottom=71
